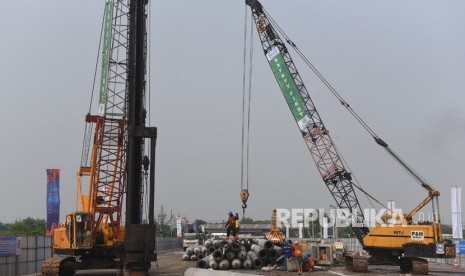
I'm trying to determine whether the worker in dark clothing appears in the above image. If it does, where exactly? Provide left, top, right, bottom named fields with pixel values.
left=224, top=211, right=236, bottom=240
left=281, top=239, right=294, bottom=271
left=303, top=252, right=315, bottom=272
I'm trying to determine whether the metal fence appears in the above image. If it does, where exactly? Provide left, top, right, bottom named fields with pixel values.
left=320, top=238, right=465, bottom=267
left=156, top=237, right=182, bottom=252
left=428, top=239, right=465, bottom=268
left=0, top=236, right=181, bottom=276
left=327, top=238, right=364, bottom=253
left=428, top=254, right=465, bottom=268
left=0, top=236, right=52, bottom=276
left=332, top=238, right=465, bottom=269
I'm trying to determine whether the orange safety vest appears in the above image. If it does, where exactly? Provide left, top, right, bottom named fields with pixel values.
left=307, top=256, right=315, bottom=270
left=292, top=243, right=302, bottom=257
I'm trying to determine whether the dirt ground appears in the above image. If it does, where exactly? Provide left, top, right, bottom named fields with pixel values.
left=151, top=250, right=465, bottom=276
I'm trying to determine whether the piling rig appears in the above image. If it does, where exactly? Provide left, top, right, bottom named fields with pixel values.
left=41, top=1, right=156, bottom=275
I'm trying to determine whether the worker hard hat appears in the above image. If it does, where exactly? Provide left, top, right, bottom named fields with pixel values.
left=228, top=211, right=233, bottom=215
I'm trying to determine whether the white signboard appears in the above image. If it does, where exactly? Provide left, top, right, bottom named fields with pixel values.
left=436, top=243, right=445, bottom=255
left=176, top=216, right=182, bottom=237
left=451, top=187, right=463, bottom=239
left=411, top=230, right=424, bottom=241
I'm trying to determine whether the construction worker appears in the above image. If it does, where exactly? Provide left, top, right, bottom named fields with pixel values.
left=224, top=211, right=236, bottom=240
left=304, top=252, right=315, bottom=272
left=292, top=241, right=303, bottom=274
left=234, top=213, right=240, bottom=240
left=281, top=239, right=294, bottom=271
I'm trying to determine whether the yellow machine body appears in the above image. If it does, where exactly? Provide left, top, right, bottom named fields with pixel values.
left=364, top=223, right=441, bottom=250
left=53, top=213, right=125, bottom=253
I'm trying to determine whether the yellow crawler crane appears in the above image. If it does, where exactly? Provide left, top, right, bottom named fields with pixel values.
left=42, top=0, right=156, bottom=274
left=245, top=0, right=456, bottom=274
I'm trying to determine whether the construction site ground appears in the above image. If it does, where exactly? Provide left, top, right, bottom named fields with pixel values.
left=152, top=250, right=465, bottom=276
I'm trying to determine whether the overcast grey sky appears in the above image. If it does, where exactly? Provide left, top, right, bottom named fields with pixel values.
left=0, top=0, right=464, bottom=226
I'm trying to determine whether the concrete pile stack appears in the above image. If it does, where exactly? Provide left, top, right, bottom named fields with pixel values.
left=188, top=238, right=282, bottom=271
left=182, top=245, right=208, bottom=261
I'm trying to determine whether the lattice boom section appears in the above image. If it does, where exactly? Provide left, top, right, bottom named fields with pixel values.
left=105, top=0, right=129, bottom=119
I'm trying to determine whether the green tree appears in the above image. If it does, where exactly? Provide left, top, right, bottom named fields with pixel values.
left=8, top=217, right=46, bottom=236
left=240, top=217, right=270, bottom=224
left=241, top=217, right=254, bottom=224
left=0, top=221, right=9, bottom=234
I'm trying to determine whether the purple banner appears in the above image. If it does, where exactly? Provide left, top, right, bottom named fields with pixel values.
left=46, top=169, right=60, bottom=236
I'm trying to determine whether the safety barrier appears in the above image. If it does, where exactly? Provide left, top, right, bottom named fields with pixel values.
left=0, top=236, right=52, bottom=276
left=156, top=237, right=182, bottom=252
left=0, top=236, right=181, bottom=276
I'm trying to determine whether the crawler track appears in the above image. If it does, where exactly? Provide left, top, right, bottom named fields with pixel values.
left=400, top=257, right=428, bottom=275
left=345, top=252, right=369, bottom=272
left=41, top=257, right=75, bottom=276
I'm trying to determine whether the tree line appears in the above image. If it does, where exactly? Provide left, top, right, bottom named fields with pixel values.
left=0, top=217, right=46, bottom=236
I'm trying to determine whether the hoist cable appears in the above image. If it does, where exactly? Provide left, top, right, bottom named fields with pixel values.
left=81, top=7, right=106, bottom=167
left=263, top=8, right=379, bottom=208
left=246, top=13, right=254, bottom=193
left=240, top=4, right=248, bottom=193
left=240, top=6, right=254, bottom=217
left=264, top=9, right=378, bottom=138
left=263, top=8, right=433, bottom=191
left=88, top=8, right=105, bottom=115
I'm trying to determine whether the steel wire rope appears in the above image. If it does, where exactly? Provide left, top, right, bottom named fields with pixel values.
left=264, top=9, right=432, bottom=190
left=293, top=39, right=431, bottom=189
left=246, top=11, right=254, bottom=195
left=240, top=5, right=253, bottom=215
left=240, top=4, right=247, bottom=195
left=262, top=9, right=382, bottom=211
left=240, top=6, right=255, bottom=218
left=80, top=7, right=106, bottom=167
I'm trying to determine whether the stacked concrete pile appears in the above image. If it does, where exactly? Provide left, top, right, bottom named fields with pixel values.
left=188, top=238, right=282, bottom=271
left=182, top=245, right=208, bottom=261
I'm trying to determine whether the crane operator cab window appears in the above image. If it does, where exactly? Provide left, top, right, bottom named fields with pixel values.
left=64, top=213, right=92, bottom=249
left=75, top=213, right=92, bottom=248
left=65, top=215, right=74, bottom=248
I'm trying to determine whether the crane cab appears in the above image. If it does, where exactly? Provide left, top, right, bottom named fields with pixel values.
left=53, top=212, right=92, bottom=253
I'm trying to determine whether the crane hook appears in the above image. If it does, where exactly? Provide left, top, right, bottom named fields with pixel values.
left=240, top=189, right=249, bottom=218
